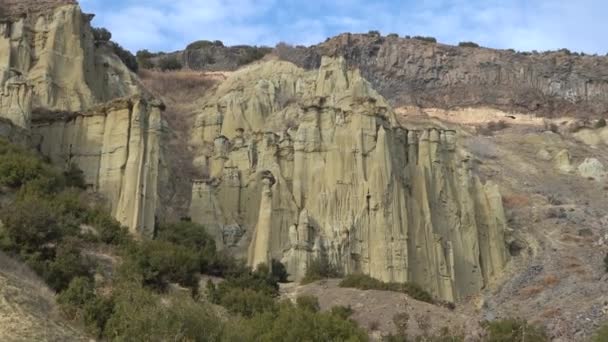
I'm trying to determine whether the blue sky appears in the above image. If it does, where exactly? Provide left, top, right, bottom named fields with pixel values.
left=79, top=0, right=608, bottom=54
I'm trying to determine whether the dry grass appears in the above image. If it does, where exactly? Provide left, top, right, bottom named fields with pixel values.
left=540, top=308, right=561, bottom=319
left=502, top=194, right=531, bottom=208
left=542, top=275, right=560, bottom=287
left=519, top=285, right=544, bottom=297
left=139, top=69, right=222, bottom=104
left=0, top=251, right=52, bottom=297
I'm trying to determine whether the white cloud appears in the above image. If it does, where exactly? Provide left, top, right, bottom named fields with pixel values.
left=80, top=0, right=608, bottom=54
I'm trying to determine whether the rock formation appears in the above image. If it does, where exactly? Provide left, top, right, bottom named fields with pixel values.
left=0, top=2, right=163, bottom=236
left=189, top=56, right=509, bottom=301
left=276, top=33, right=608, bottom=118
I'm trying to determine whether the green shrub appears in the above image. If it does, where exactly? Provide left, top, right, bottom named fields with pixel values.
left=124, top=239, right=200, bottom=291
left=0, top=140, right=62, bottom=190
left=412, top=36, right=437, bottom=43
left=301, top=257, right=342, bottom=284
left=596, top=118, right=607, bottom=129
left=330, top=305, right=354, bottom=320
left=58, top=276, right=114, bottom=337
left=339, top=274, right=434, bottom=304
left=459, top=41, right=480, bottom=48
left=85, top=208, right=130, bottom=245
left=82, top=296, right=114, bottom=337
left=219, top=287, right=277, bottom=317
left=271, top=258, right=289, bottom=283
left=136, top=50, right=155, bottom=69
left=58, top=276, right=95, bottom=317
left=92, top=27, right=112, bottom=42
left=483, top=319, right=548, bottom=342
left=104, top=283, right=223, bottom=341
left=185, top=40, right=223, bottom=50
left=111, top=42, right=138, bottom=72
left=63, top=164, right=86, bottom=189
left=156, top=221, right=216, bottom=272
left=296, top=295, right=320, bottom=312
left=236, top=47, right=271, bottom=66
left=0, top=195, right=62, bottom=255
left=593, top=324, right=608, bottom=342
left=159, top=56, right=183, bottom=71
left=226, top=301, right=369, bottom=341
left=42, top=239, right=93, bottom=292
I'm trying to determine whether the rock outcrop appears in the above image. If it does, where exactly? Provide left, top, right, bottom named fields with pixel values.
left=0, top=2, right=163, bottom=237
left=189, top=57, right=509, bottom=301
left=277, top=33, right=608, bottom=118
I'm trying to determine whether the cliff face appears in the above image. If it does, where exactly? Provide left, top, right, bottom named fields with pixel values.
left=0, top=3, right=163, bottom=237
left=189, top=57, right=509, bottom=301
left=277, top=34, right=608, bottom=118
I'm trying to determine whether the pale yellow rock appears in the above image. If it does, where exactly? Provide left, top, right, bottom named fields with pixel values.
left=537, top=148, right=552, bottom=161
left=573, top=127, right=608, bottom=147
left=554, top=149, right=574, bottom=173
left=32, top=98, right=163, bottom=237
left=0, top=4, right=163, bottom=237
left=189, top=57, right=509, bottom=301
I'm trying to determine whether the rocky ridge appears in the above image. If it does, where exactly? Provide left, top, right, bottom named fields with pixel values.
left=275, top=33, right=608, bottom=118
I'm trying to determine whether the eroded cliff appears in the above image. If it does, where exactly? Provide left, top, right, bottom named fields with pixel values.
left=0, top=2, right=163, bottom=236
left=189, top=57, right=509, bottom=301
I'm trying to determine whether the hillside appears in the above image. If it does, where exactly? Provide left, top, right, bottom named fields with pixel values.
left=0, top=0, right=608, bottom=341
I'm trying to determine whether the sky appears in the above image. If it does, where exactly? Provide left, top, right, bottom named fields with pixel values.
left=79, top=0, right=608, bottom=54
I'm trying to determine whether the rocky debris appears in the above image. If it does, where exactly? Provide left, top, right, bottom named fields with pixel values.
left=537, top=148, right=552, bottom=161
left=276, top=33, right=608, bottom=118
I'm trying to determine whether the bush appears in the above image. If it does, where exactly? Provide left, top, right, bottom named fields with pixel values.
left=331, top=305, right=354, bottom=319
left=186, top=40, right=224, bottom=50
left=483, top=319, right=548, bottom=342
left=413, top=36, right=437, bottom=43
left=104, top=284, right=223, bottom=341
left=124, top=239, right=200, bottom=292
left=271, top=259, right=289, bottom=283
left=58, top=276, right=114, bottom=337
left=296, top=295, right=320, bottom=312
left=225, top=301, right=368, bottom=341
left=236, top=46, right=271, bottom=66
left=459, top=41, right=480, bottom=48
left=42, top=239, right=93, bottom=292
left=593, top=324, right=608, bottom=342
left=301, top=257, right=342, bottom=284
left=339, top=274, right=434, bottom=304
left=159, top=56, right=183, bottom=71
left=92, top=27, right=112, bottom=42
left=111, top=43, right=138, bottom=72
left=596, top=118, right=607, bottom=128
left=136, top=50, right=155, bottom=69
left=156, top=221, right=216, bottom=272
left=0, top=140, right=62, bottom=190
left=219, top=287, right=277, bottom=317
left=85, top=208, right=130, bottom=245
left=58, top=276, right=95, bottom=317
left=63, top=164, right=86, bottom=189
